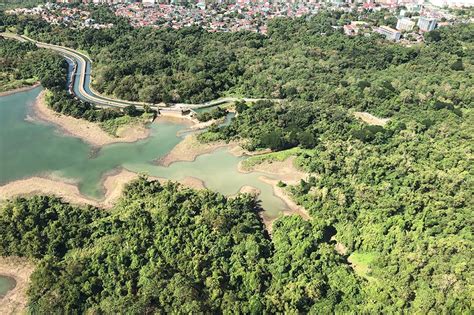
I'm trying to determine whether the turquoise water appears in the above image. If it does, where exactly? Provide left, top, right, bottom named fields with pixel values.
left=0, top=87, right=288, bottom=218
left=0, top=276, right=16, bottom=297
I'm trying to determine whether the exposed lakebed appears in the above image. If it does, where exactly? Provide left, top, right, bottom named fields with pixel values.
left=0, top=87, right=290, bottom=219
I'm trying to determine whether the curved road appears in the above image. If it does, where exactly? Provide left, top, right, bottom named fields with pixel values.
left=4, top=33, right=276, bottom=111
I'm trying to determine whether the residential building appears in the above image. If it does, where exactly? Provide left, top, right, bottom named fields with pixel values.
left=344, top=24, right=359, bottom=35
left=396, top=17, right=415, bottom=31
left=376, top=25, right=401, bottom=41
left=417, top=17, right=437, bottom=31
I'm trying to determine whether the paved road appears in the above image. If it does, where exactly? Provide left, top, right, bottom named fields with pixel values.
left=3, top=33, right=279, bottom=111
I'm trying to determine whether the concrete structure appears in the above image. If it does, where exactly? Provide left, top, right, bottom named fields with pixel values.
left=396, top=17, right=415, bottom=31
left=376, top=25, right=401, bottom=41
left=417, top=17, right=437, bottom=31
left=428, top=0, right=474, bottom=7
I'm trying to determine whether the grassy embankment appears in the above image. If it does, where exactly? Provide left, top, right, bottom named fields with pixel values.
left=0, top=77, right=37, bottom=93
left=99, top=113, right=155, bottom=137
left=240, top=147, right=313, bottom=171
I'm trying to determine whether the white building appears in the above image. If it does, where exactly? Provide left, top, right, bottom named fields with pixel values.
left=396, top=17, right=415, bottom=31
left=417, top=17, right=437, bottom=31
left=428, top=0, right=474, bottom=7
left=376, top=26, right=401, bottom=41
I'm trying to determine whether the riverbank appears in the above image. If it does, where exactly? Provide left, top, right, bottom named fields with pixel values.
left=32, top=90, right=150, bottom=147
left=159, top=133, right=309, bottom=229
left=238, top=155, right=310, bottom=229
left=238, top=156, right=307, bottom=184
left=158, top=134, right=241, bottom=167
left=0, top=256, right=35, bottom=315
left=0, top=169, right=207, bottom=210
left=0, top=83, right=40, bottom=97
left=159, top=132, right=272, bottom=167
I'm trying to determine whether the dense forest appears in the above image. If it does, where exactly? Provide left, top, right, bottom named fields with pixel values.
left=3, top=10, right=470, bottom=108
left=0, top=179, right=360, bottom=313
left=0, top=37, right=65, bottom=92
left=197, top=20, right=473, bottom=312
left=0, top=8, right=472, bottom=313
left=0, top=37, right=148, bottom=125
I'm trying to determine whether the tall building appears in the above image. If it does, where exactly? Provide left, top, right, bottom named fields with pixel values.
left=376, top=26, right=401, bottom=41
left=396, top=17, right=415, bottom=31
left=417, top=17, right=437, bottom=32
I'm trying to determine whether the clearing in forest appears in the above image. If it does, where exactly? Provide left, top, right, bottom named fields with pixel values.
left=354, top=112, right=390, bottom=126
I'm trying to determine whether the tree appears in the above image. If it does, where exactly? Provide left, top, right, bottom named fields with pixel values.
left=123, top=105, right=139, bottom=117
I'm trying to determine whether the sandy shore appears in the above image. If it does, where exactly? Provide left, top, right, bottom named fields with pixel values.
left=178, top=176, right=207, bottom=190
left=258, top=176, right=310, bottom=233
left=158, top=134, right=241, bottom=167
left=161, top=135, right=311, bottom=230
left=0, top=83, right=40, bottom=97
left=188, top=117, right=225, bottom=131
left=159, top=133, right=271, bottom=167
left=236, top=156, right=311, bottom=230
left=0, top=169, right=207, bottom=210
left=32, top=91, right=150, bottom=147
left=1, top=175, right=114, bottom=208
left=0, top=256, right=35, bottom=315
left=228, top=145, right=272, bottom=158
left=155, top=114, right=194, bottom=126
left=239, top=156, right=307, bottom=184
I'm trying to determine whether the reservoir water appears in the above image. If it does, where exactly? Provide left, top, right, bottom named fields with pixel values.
left=0, top=276, right=16, bottom=297
left=0, top=87, right=289, bottom=218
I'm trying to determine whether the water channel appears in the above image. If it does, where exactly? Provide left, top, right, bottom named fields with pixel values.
left=0, top=87, right=289, bottom=219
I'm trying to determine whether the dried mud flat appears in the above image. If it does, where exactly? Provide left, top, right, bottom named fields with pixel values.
left=32, top=91, right=150, bottom=147
left=0, top=256, right=35, bottom=315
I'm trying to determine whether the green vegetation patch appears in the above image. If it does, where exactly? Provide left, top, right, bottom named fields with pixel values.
left=100, top=112, right=154, bottom=136
left=348, top=252, right=379, bottom=281
left=241, top=147, right=311, bottom=170
left=0, top=38, right=57, bottom=92
left=0, top=179, right=362, bottom=313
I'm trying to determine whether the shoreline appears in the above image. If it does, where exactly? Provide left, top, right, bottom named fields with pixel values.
left=0, top=256, right=35, bottom=315
left=237, top=156, right=307, bottom=184
left=158, top=133, right=270, bottom=167
left=31, top=90, right=150, bottom=147
left=158, top=133, right=310, bottom=228
left=5, top=91, right=310, bottom=232
left=0, top=83, right=41, bottom=97
left=158, top=134, right=242, bottom=167
left=236, top=155, right=311, bottom=229
left=258, top=175, right=311, bottom=234
left=0, top=169, right=208, bottom=210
